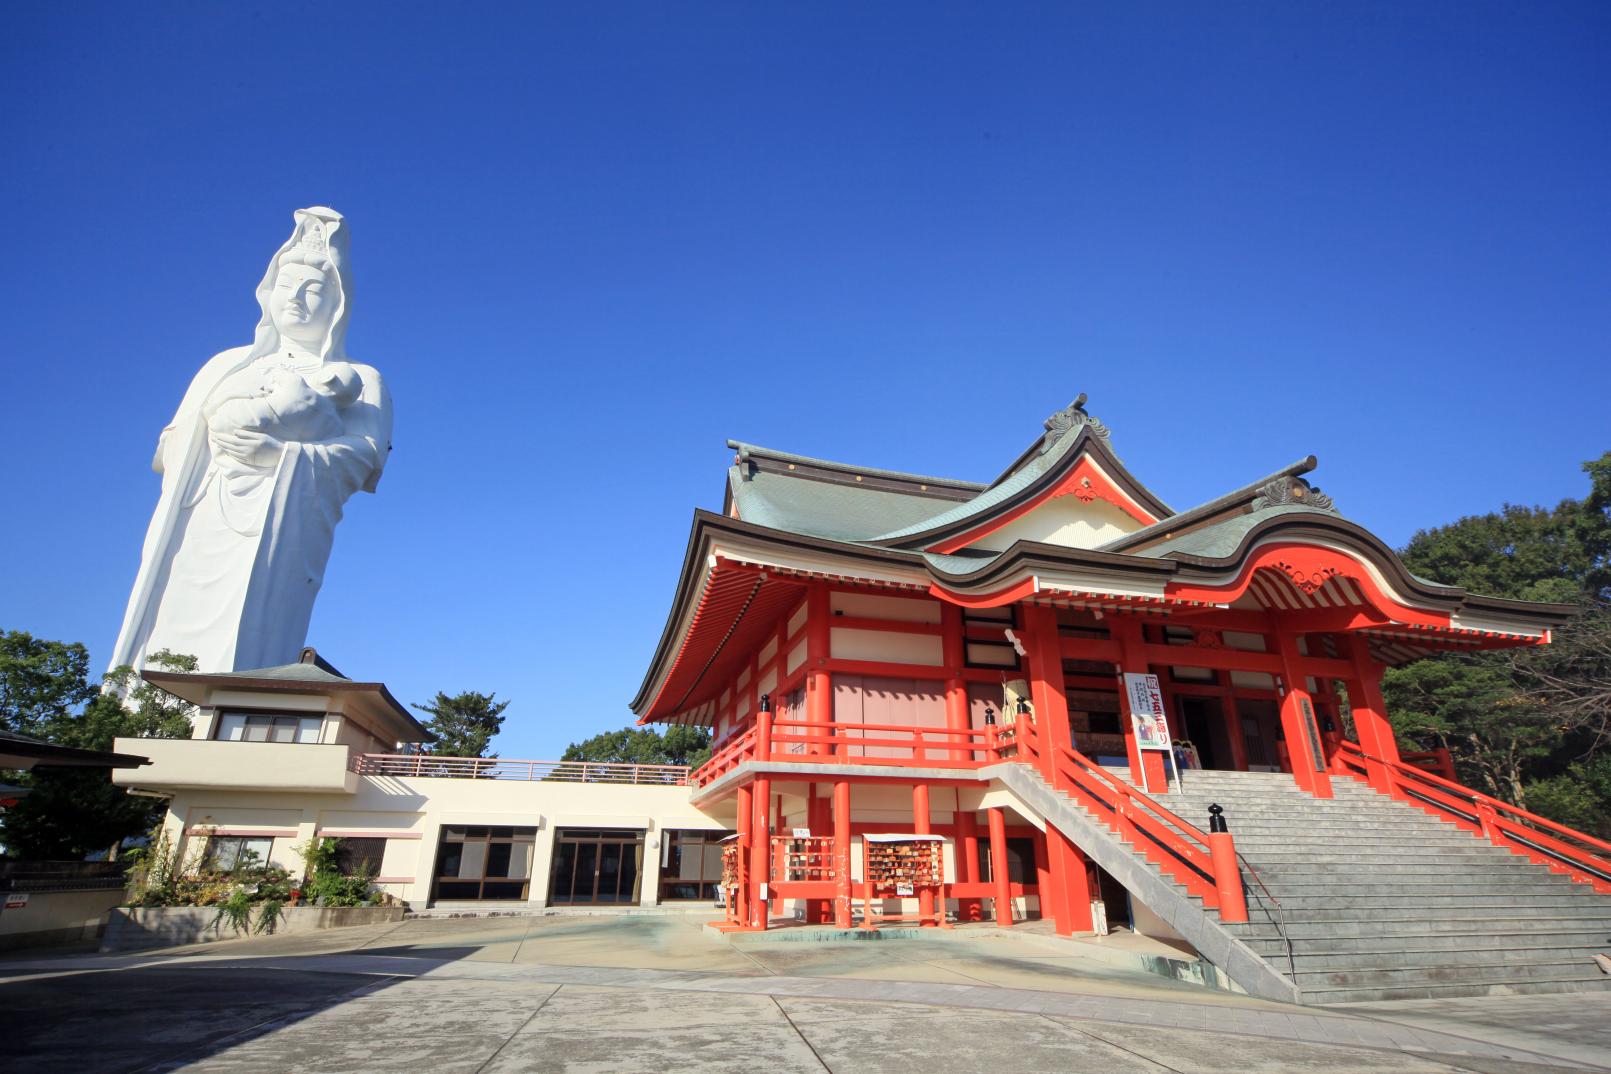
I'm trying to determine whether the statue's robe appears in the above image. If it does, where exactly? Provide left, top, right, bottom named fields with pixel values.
left=110, top=346, right=390, bottom=674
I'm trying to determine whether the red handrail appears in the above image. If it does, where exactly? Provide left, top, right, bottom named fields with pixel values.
left=1335, top=740, right=1611, bottom=893
left=1048, top=742, right=1228, bottom=911
left=689, top=727, right=756, bottom=788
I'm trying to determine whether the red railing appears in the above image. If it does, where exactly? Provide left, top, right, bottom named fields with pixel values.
left=354, top=754, right=689, bottom=785
left=689, top=715, right=998, bottom=788
left=1399, top=747, right=1457, bottom=782
left=769, top=719, right=994, bottom=767
left=689, top=728, right=756, bottom=788
left=1040, top=738, right=1231, bottom=912
left=1334, top=740, right=1611, bottom=893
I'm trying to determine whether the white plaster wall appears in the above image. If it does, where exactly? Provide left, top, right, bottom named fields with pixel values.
left=970, top=496, right=1137, bottom=552
left=153, top=775, right=727, bottom=909
left=830, top=628, right=943, bottom=666
left=829, top=591, right=941, bottom=624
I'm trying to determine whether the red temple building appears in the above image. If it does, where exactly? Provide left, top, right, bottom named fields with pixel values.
left=632, top=395, right=1611, bottom=1003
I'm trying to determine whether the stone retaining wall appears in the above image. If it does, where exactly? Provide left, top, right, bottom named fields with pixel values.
left=100, top=905, right=405, bottom=953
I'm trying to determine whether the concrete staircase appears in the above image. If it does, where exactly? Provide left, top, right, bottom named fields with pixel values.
left=1162, top=770, right=1611, bottom=1004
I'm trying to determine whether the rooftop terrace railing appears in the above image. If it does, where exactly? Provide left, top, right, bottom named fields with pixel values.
left=353, top=753, right=690, bottom=785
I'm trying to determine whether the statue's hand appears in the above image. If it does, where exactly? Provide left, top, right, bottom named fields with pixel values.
left=213, top=429, right=287, bottom=468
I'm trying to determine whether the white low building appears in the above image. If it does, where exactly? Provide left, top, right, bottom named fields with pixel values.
left=114, top=649, right=733, bottom=910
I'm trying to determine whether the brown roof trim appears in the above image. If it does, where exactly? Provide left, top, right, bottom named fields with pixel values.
left=141, top=671, right=429, bottom=739
left=629, top=510, right=928, bottom=714
left=631, top=508, right=1580, bottom=717
left=0, top=732, right=150, bottom=769
left=728, top=441, right=984, bottom=498
left=1160, top=513, right=1579, bottom=626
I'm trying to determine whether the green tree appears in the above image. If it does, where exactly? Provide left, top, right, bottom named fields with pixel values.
left=0, top=639, right=196, bottom=859
left=0, top=631, right=97, bottom=737
left=562, top=725, right=712, bottom=769
left=1381, top=452, right=1611, bottom=832
left=411, top=691, right=509, bottom=757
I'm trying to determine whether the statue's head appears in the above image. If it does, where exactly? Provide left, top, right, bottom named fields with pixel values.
left=250, top=207, right=352, bottom=364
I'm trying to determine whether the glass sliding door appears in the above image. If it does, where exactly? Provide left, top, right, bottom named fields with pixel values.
left=432, top=825, right=536, bottom=901
left=548, top=828, right=645, bottom=906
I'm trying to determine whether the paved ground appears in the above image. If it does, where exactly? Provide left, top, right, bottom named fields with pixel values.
left=4, top=914, right=1611, bottom=1073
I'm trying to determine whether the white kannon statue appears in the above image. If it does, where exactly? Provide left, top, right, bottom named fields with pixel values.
left=110, top=207, right=392, bottom=675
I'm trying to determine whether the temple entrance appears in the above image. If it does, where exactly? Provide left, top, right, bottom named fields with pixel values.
left=1176, top=696, right=1235, bottom=771
left=1236, top=699, right=1285, bottom=771
left=548, top=828, right=644, bottom=905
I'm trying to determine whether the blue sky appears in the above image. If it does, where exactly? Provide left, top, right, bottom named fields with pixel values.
left=3, top=4, right=1607, bottom=759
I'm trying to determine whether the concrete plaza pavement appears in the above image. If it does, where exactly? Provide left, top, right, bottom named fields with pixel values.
left=4, top=913, right=1610, bottom=1073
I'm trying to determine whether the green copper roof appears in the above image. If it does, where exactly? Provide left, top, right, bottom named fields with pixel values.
left=1127, top=504, right=1333, bottom=560
left=727, top=469, right=955, bottom=542
left=207, top=661, right=351, bottom=685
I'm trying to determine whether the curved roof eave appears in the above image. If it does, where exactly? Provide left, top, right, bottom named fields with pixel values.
left=868, top=427, right=1174, bottom=550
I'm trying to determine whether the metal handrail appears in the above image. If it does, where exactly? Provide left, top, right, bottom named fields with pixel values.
left=1234, top=850, right=1295, bottom=980
left=354, top=754, right=690, bottom=785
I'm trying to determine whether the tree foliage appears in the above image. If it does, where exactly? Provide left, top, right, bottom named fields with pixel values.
left=562, top=725, right=712, bottom=769
left=1381, top=451, right=1611, bottom=833
left=411, top=691, right=509, bottom=758
left=1, top=637, right=196, bottom=860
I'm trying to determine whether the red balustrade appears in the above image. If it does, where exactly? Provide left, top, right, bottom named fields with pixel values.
left=1335, top=740, right=1611, bottom=893
left=1044, top=739, right=1246, bottom=921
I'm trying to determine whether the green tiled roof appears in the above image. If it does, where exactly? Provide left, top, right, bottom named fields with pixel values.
left=208, top=662, right=351, bottom=685
left=727, top=469, right=954, bottom=542
left=870, top=420, right=1087, bottom=543
left=1126, top=504, right=1331, bottom=560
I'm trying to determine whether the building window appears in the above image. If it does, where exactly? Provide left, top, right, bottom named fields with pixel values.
left=332, top=837, right=386, bottom=876
left=963, top=606, right=1020, bottom=669
left=215, top=712, right=323, bottom=744
left=204, top=836, right=274, bottom=872
left=659, top=830, right=724, bottom=901
left=433, top=825, right=536, bottom=901
left=976, top=836, right=1036, bottom=884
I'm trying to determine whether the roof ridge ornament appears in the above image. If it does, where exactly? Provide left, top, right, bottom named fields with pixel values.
left=1041, top=393, right=1112, bottom=455
left=1251, top=474, right=1338, bottom=514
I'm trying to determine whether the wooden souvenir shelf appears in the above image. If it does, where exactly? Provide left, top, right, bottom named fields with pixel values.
left=859, top=835, right=950, bottom=930
left=719, top=840, right=742, bottom=924
left=772, top=836, right=835, bottom=883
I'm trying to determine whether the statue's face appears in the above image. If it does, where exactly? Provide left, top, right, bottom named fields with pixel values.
left=270, top=262, right=335, bottom=345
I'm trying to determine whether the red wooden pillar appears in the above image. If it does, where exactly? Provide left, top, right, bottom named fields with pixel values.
left=1340, top=634, right=1401, bottom=792
left=1020, top=603, right=1094, bottom=934
left=806, top=583, right=833, bottom=756
left=807, top=785, right=833, bottom=922
left=956, top=808, right=983, bottom=921
left=1020, top=603, right=1067, bottom=787
left=1111, top=617, right=1169, bottom=792
left=913, top=783, right=936, bottom=923
left=833, top=780, right=852, bottom=928
left=734, top=784, right=753, bottom=925
left=987, top=806, right=1013, bottom=927
left=941, top=604, right=970, bottom=762
left=1271, top=625, right=1332, bottom=798
left=750, top=775, right=772, bottom=927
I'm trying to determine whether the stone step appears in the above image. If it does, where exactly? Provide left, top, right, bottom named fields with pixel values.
left=1256, top=940, right=1611, bottom=972
left=1224, top=914, right=1611, bottom=933
left=1239, top=930, right=1611, bottom=958
left=1291, top=957, right=1611, bottom=991
left=1260, top=892, right=1611, bottom=913
left=1251, top=878, right=1583, bottom=895
left=1247, top=860, right=1546, bottom=876
left=1236, top=850, right=1523, bottom=865
left=1303, top=974, right=1611, bottom=1004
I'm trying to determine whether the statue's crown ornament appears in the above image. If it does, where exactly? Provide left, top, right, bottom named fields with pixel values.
left=293, top=221, right=328, bottom=255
